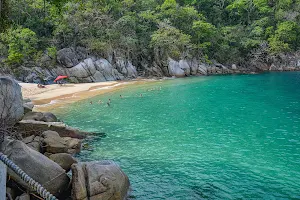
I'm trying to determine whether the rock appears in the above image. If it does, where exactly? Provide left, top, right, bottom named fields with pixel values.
left=95, top=59, right=123, bottom=81
left=23, top=101, right=34, bottom=114
left=15, top=193, right=30, bottom=200
left=40, top=112, right=58, bottom=122
left=71, top=160, right=130, bottom=200
left=22, top=111, right=44, bottom=121
left=232, top=64, right=237, bottom=70
left=22, top=135, right=42, bottom=152
left=0, top=77, right=24, bottom=126
left=43, top=130, right=68, bottom=153
left=198, top=64, right=208, bottom=75
left=168, top=58, right=185, bottom=77
left=115, top=59, right=137, bottom=78
left=0, top=138, right=70, bottom=196
left=15, top=120, right=86, bottom=139
left=63, top=137, right=82, bottom=154
left=49, top=153, right=77, bottom=171
left=189, top=60, right=199, bottom=75
left=179, top=60, right=190, bottom=75
left=6, top=187, right=17, bottom=200
left=57, top=48, right=80, bottom=68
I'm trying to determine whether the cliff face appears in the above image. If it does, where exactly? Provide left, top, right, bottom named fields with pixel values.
left=1, top=47, right=300, bottom=84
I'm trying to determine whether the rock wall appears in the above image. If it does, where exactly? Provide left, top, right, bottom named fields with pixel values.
left=5, top=47, right=300, bottom=84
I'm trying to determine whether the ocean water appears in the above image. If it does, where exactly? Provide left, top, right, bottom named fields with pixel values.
left=54, top=72, right=300, bottom=199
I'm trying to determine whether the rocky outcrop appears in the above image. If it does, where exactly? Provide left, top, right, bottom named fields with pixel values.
left=0, top=77, right=24, bottom=126
left=0, top=138, right=70, bottom=196
left=168, top=58, right=186, bottom=77
left=15, top=120, right=87, bottom=139
left=22, top=135, right=42, bottom=152
left=71, top=160, right=130, bottom=200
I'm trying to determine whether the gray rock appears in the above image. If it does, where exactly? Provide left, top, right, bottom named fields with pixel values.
left=63, top=137, right=82, bottom=154
left=23, top=102, right=34, bottom=114
left=168, top=58, right=185, bottom=77
left=115, top=59, right=137, bottom=78
left=57, top=48, right=80, bottom=68
left=22, top=135, right=42, bottom=152
left=0, top=138, right=70, bottom=196
left=41, top=112, right=58, bottom=122
left=189, top=60, right=198, bottom=75
left=49, top=153, right=77, bottom=171
left=43, top=130, right=68, bottom=153
left=15, top=120, right=86, bottom=139
left=71, top=160, right=130, bottom=200
left=198, top=64, right=208, bottom=75
left=232, top=64, right=237, bottom=70
left=179, top=60, right=190, bottom=75
left=95, top=59, right=122, bottom=81
left=0, top=77, right=24, bottom=126
left=22, top=112, right=44, bottom=121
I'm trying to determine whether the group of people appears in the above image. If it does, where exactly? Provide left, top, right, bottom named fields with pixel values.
left=89, top=86, right=162, bottom=107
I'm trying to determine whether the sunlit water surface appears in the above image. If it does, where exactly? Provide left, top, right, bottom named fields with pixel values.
left=53, top=72, right=300, bottom=199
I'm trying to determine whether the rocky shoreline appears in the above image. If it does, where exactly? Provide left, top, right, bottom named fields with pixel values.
left=1, top=47, right=299, bottom=84
left=0, top=77, right=130, bottom=200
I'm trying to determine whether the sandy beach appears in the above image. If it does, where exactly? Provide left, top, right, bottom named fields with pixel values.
left=21, top=79, right=157, bottom=112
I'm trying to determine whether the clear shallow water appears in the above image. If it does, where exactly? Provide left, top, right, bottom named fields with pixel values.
left=54, top=72, right=300, bottom=199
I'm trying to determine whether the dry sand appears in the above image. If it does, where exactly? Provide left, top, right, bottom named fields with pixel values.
left=21, top=79, right=157, bottom=112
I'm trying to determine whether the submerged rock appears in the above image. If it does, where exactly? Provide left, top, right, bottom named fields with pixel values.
left=71, top=160, right=130, bottom=200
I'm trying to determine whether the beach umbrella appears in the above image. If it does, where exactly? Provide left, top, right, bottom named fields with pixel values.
left=54, top=75, right=68, bottom=82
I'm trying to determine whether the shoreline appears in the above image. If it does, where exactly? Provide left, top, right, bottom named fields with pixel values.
left=21, top=78, right=160, bottom=112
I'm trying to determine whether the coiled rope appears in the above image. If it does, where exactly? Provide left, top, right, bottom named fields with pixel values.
left=0, top=152, right=58, bottom=200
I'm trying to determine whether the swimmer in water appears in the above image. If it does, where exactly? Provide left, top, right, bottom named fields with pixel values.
left=140, top=94, right=143, bottom=97
left=108, top=98, right=111, bottom=103
left=90, top=101, right=93, bottom=104
left=98, top=100, right=103, bottom=104
left=120, top=95, right=123, bottom=98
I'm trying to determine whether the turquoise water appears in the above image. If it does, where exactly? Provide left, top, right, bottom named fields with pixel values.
left=54, top=72, right=300, bottom=199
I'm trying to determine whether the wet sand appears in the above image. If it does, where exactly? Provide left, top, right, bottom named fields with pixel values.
left=21, top=79, right=158, bottom=112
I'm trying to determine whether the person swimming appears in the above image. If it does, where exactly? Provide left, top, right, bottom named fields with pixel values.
left=90, top=101, right=93, bottom=104
left=120, top=95, right=123, bottom=98
left=140, top=94, right=143, bottom=97
left=108, top=98, right=111, bottom=103
left=98, top=100, right=103, bottom=104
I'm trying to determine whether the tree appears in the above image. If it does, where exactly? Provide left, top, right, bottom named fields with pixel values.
left=0, top=27, right=38, bottom=64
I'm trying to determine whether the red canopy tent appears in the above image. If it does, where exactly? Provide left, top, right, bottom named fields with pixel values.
left=54, top=75, right=68, bottom=82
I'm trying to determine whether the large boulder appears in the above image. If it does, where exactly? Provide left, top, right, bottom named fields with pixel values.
left=0, top=77, right=24, bottom=126
left=71, top=160, right=130, bottom=200
left=179, top=60, right=190, bottom=75
left=49, top=153, right=77, bottom=171
left=95, top=59, right=123, bottom=81
left=57, top=48, right=83, bottom=68
left=0, top=138, right=70, bottom=196
left=168, top=58, right=185, bottom=77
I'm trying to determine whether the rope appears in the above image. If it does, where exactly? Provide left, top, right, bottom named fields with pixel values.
left=0, top=152, right=58, bottom=200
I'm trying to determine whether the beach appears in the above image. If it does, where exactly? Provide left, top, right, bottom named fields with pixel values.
left=21, top=79, right=157, bottom=112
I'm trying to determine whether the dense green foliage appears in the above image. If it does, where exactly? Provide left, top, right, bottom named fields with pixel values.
left=0, top=0, right=299, bottom=66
